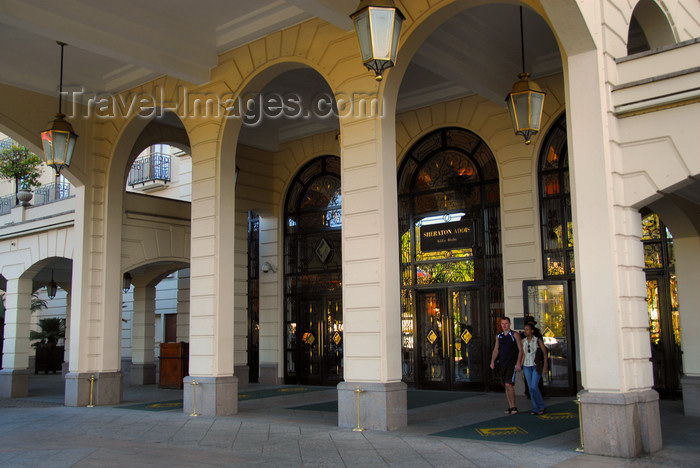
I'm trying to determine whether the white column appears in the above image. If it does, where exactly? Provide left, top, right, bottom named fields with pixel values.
left=567, top=49, right=660, bottom=456
left=65, top=185, right=123, bottom=407
left=183, top=131, right=238, bottom=416
left=0, top=277, right=32, bottom=397
left=337, top=98, right=406, bottom=430
left=676, top=236, right=700, bottom=416
left=62, top=292, right=71, bottom=375
left=258, top=215, right=282, bottom=385
left=130, top=285, right=156, bottom=384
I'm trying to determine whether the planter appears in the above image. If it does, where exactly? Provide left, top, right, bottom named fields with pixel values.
left=35, top=345, right=65, bottom=374
left=16, top=189, right=33, bottom=206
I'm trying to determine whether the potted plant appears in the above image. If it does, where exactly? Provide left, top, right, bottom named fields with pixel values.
left=0, top=143, right=43, bottom=206
left=30, top=316, right=66, bottom=375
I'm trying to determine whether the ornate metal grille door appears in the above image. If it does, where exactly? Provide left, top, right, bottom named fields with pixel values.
left=284, top=156, right=343, bottom=385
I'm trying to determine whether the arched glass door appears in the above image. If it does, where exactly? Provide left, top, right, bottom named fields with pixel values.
left=284, top=156, right=343, bottom=385
left=398, top=128, right=502, bottom=390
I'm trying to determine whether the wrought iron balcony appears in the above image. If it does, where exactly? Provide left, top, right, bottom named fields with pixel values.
left=0, top=194, right=13, bottom=215
left=128, top=153, right=171, bottom=190
left=33, top=181, right=71, bottom=206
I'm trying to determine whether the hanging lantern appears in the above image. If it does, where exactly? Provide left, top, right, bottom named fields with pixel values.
left=351, top=0, right=405, bottom=81
left=41, top=42, right=78, bottom=175
left=505, top=7, right=546, bottom=145
left=47, top=270, right=58, bottom=300
left=506, top=73, right=546, bottom=145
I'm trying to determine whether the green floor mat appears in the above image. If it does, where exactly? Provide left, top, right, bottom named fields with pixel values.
left=290, top=390, right=480, bottom=412
left=238, top=386, right=331, bottom=400
left=118, top=400, right=184, bottom=411
left=117, top=386, right=331, bottom=411
left=430, top=400, right=579, bottom=444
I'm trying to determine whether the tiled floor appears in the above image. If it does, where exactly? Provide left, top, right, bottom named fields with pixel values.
left=0, top=374, right=698, bottom=467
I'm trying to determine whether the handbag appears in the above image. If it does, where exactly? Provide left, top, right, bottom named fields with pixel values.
left=535, top=340, right=545, bottom=375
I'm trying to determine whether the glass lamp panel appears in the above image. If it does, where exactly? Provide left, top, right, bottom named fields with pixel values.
left=40, top=130, right=54, bottom=165
left=530, top=92, right=545, bottom=130
left=51, top=130, right=69, bottom=165
left=353, top=11, right=373, bottom=62
left=390, top=13, right=403, bottom=62
left=369, top=8, right=394, bottom=59
left=511, top=93, right=530, bottom=131
left=65, top=133, right=77, bottom=166
left=506, top=98, right=518, bottom=130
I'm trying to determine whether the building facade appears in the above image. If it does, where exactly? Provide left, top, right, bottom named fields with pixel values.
left=0, top=0, right=699, bottom=458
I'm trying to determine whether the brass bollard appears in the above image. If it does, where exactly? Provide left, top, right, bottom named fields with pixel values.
left=190, top=380, right=199, bottom=417
left=87, top=375, right=95, bottom=408
left=352, top=386, right=364, bottom=432
left=574, top=394, right=584, bottom=452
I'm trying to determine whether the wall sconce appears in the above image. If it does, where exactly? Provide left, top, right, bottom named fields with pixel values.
left=47, top=270, right=58, bottom=300
left=505, top=7, right=546, bottom=145
left=123, top=272, right=132, bottom=293
left=41, top=41, right=78, bottom=175
left=261, top=262, right=277, bottom=273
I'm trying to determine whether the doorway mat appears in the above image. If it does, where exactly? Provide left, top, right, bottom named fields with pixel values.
left=289, top=390, right=481, bottom=412
left=429, top=400, right=579, bottom=444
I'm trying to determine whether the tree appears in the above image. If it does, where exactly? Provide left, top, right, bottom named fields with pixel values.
left=0, top=143, right=43, bottom=204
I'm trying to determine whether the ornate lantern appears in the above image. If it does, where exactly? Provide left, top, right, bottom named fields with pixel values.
left=41, top=42, right=78, bottom=175
left=351, top=0, right=405, bottom=81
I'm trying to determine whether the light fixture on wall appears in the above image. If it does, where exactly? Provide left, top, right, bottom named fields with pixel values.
left=261, top=262, right=277, bottom=273
left=505, top=7, right=546, bottom=145
left=123, top=272, right=132, bottom=293
left=47, top=270, right=58, bottom=300
left=351, top=0, right=405, bottom=81
left=41, top=41, right=79, bottom=175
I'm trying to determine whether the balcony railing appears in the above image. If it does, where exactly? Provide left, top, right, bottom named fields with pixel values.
left=34, top=182, right=71, bottom=206
left=128, top=153, right=171, bottom=187
left=0, top=194, right=13, bottom=215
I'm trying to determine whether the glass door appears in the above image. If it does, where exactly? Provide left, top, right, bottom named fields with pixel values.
left=522, top=280, right=576, bottom=395
left=646, top=274, right=682, bottom=398
left=417, top=288, right=484, bottom=390
left=295, top=295, right=343, bottom=386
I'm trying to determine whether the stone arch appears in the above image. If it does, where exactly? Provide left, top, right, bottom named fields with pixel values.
left=628, top=0, right=678, bottom=54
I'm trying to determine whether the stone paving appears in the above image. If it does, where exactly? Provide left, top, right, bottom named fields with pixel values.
left=0, top=375, right=698, bottom=467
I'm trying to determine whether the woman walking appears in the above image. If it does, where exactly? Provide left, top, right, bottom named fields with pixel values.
left=522, top=323, right=548, bottom=415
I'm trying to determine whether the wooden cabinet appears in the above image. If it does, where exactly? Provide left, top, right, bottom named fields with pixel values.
left=159, top=342, right=189, bottom=389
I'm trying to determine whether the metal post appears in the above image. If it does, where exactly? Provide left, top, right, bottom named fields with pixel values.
left=574, top=393, right=584, bottom=452
left=353, top=386, right=364, bottom=432
left=87, top=375, right=95, bottom=407
left=190, top=380, right=199, bottom=417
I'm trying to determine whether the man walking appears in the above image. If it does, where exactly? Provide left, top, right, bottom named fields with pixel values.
left=490, top=316, right=523, bottom=414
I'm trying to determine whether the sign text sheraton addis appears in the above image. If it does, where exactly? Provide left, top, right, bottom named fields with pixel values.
left=420, top=219, right=475, bottom=252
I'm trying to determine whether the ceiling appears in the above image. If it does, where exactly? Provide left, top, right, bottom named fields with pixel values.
left=0, top=1, right=562, bottom=151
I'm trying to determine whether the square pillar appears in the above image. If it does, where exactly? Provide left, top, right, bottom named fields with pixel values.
left=338, top=103, right=406, bottom=430
left=0, top=277, right=32, bottom=398
left=65, top=372, right=123, bottom=406
left=566, top=48, right=660, bottom=456
left=184, top=128, right=238, bottom=416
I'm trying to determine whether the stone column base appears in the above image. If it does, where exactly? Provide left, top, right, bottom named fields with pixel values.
left=130, top=363, right=156, bottom=385
left=681, top=376, right=700, bottom=417
left=579, top=389, right=661, bottom=457
left=64, top=372, right=123, bottom=407
left=0, top=369, right=30, bottom=398
left=338, top=381, right=407, bottom=431
left=259, top=363, right=283, bottom=385
left=183, top=375, right=238, bottom=416
left=234, top=365, right=249, bottom=389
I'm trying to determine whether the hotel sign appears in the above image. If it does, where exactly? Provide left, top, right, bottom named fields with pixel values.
left=420, top=219, right=474, bottom=252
